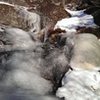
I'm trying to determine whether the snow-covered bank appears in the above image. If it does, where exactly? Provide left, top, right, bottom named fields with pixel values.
left=54, top=9, right=98, bottom=33
left=56, top=67, right=100, bottom=100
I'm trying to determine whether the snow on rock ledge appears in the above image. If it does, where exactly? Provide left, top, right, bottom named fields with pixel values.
left=56, top=68, right=100, bottom=100
left=54, top=9, right=98, bottom=33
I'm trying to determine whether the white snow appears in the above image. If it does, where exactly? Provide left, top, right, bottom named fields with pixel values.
left=56, top=67, right=100, bottom=100
left=54, top=9, right=98, bottom=33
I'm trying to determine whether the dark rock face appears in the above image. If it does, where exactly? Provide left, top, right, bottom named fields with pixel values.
left=77, top=27, right=100, bottom=39
left=92, top=9, right=100, bottom=26
left=62, top=0, right=100, bottom=11
left=84, top=7, right=100, bottom=27
left=72, top=0, right=100, bottom=10
left=90, top=0, right=100, bottom=6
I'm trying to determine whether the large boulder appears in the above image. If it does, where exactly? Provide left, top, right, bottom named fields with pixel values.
left=70, top=33, right=100, bottom=69
left=0, top=2, right=40, bottom=32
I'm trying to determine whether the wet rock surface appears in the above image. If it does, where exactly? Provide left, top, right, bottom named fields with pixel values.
left=0, top=4, right=26, bottom=29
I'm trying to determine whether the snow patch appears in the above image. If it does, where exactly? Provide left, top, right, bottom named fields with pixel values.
left=54, top=9, right=98, bottom=33
left=56, top=68, right=100, bottom=100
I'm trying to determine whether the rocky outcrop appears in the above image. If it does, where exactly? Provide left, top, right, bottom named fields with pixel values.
left=0, top=2, right=41, bottom=33
left=25, top=0, right=68, bottom=24
left=70, top=34, right=100, bottom=69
